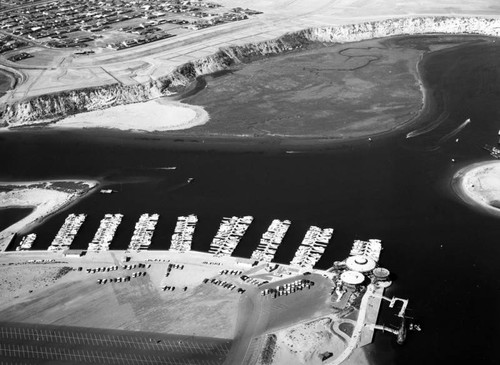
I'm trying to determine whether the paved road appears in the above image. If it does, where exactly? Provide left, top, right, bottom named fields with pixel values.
left=223, top=273, right=332, bottom=365
left=326, top=284, right=375, bottom=365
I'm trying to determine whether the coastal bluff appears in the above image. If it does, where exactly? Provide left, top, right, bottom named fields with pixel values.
left=1, top=15, right=500, bottom=128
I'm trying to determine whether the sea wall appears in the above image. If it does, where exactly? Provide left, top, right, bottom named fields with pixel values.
left=1, top=16, right=500, bottom=127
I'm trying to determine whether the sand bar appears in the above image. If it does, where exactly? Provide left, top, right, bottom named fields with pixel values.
left=48, top=99, right=209, bottom=132
left=0, top=180, right=98, bottom=251
left=453, top=160, right=500, bottom=216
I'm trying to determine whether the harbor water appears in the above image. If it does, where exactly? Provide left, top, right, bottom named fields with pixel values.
left=1, top=37, right=500, bottom=364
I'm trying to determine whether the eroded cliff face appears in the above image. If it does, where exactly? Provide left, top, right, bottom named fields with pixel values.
left=305, top=16, right=500, bottom=42
left=2, top=16, right=499, bottom=127
left=0, top=82, right=164, bottom=126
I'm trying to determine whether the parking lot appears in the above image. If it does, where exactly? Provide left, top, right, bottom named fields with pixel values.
left=0, top=322, right=231, bottom=364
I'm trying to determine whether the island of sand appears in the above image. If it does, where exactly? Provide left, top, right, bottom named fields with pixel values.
left=453, top=161, right=500, bottom=216
left=0, top=180, right=98, bottom=251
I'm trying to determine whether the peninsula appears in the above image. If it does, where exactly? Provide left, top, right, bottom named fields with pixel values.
left=0, top=180, right=98, bottom=251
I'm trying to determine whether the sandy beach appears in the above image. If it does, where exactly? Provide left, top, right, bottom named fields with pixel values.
left=0, top=180, right=98, bottom=251
left=48, top=99, right=209, bottom=132
left=453, top=160, right=500, bottom=216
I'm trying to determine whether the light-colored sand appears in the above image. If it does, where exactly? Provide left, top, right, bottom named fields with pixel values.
left=453, top=161, right=500, bottom=216
left=275, top=317, right=341, bottom=365
left=0, top=180, right=98, bottom=251
left=49, top=99, right=209, bottom=132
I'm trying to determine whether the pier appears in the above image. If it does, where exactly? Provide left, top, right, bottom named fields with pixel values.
left=250, top=219, right=290, bottom=263
left=208, top=216, right=253, bottom=257
left=87, top=214, right=123, bottom=252
left=369, top=294, right=409, bottom=344
left=47, top=213, right=86, bottom=252
left=290, top=226, right=334, bottom=269
left=170, top=214, right=197, bottom=252
left=127, top=213, right=159, bottom=252
left=16, top=233, right=36, bottom=251
left=372, top=294, right=409, bottom=318
left=368, top=318, right=407, bottom=345
left=350, top=239, right=382, bottom=262
left=369, top=324, right=399, bottom=336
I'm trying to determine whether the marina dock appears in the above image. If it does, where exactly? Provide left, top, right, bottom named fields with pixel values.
left=170, top=214, right=198, bottom=252
left=208, top=216, right=253, bottom=257
left=350, top=239, right=382, bottom=262
left=47, top=213, right=86, bottom=252
left=87, top=214, right=123, bottom=252
left=127, top=213, right=159, bottom=252
left=250, top=219, right=291, bottom=263
left=290, top=226, right=334, bottom=269
left=16, top=233, right=36, bottom=251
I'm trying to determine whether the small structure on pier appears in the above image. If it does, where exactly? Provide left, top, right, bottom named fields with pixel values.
left=340, top=270, right=365, bottom=288
left=346, top=255, right=376, bottom=272
left=373, top=267, right=392, bottom=287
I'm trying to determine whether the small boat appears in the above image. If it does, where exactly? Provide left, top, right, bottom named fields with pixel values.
left=100, top=189, right=116, bottom=194
left=483, top=144, right=500, bottom=158
left=17, top=233, right=36, bottom=251
left=187, top=178, right=194, bottom=183
left=158, top=166, right=177, bottom=170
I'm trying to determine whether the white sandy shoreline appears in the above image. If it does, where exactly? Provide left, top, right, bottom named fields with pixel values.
left=0, top=99, right=209, bottom=133
left=48, top=99, right=209, bottom=132
left=0, top=180, right=99, bottom=251
left=452, top=160, right=500, bottom=216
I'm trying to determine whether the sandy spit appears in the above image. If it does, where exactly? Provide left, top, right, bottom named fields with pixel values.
left=48, top=99, right=209, bottom=132
left=0, top=180, right=98, bottom=251
left=452, top=160, right=500, bottom=216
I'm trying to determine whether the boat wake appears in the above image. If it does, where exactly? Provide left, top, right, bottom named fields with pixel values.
left=404, top=115, right=471, bottom=152
left=406, top=112, right=450, bottom=139
left=436, top=118, right=471, bottom=145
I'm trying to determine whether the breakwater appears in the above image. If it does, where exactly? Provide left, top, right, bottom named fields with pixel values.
left=1, top=15, right=500, bottom=127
